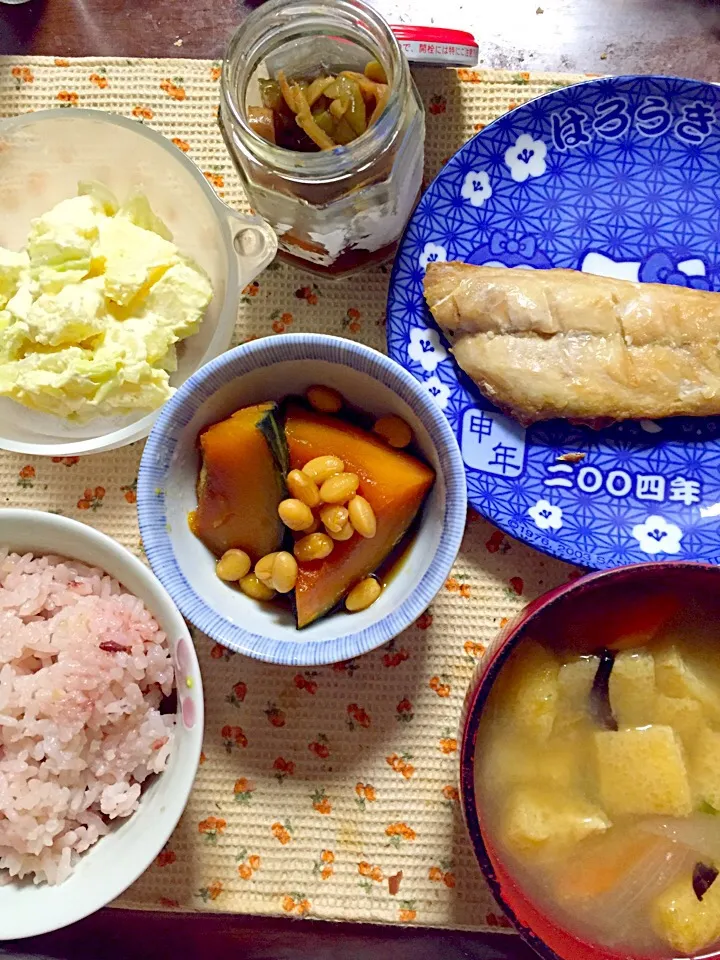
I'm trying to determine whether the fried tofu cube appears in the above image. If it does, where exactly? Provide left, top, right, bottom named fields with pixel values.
left=558, top=657, right=598, bottom=710
left=554, top=656, right=597, bottom=733
left=691, top=727, right=720, bottom=811
left=653, top=873, right=720, bottom=955
left=655, top=646, right=720, bottom=722
left=653, top=694, right=704, bottom=746
left=479, top=735, right=580, bottom=794
left=595, top=726, right=692, bottom=817
left=609, top=650, right=656, bottom=726
left=493, top=641, right=559, bottom=742
left=503, top=786, right=610, bottom=856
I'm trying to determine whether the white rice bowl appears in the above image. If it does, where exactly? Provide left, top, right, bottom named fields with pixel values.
left=0, top=510, right=202, bottom=940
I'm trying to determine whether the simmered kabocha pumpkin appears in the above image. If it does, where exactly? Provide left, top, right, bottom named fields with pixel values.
left=284, top=405, right=435, bottom=628
left=191, top=402, right=288, bottom=560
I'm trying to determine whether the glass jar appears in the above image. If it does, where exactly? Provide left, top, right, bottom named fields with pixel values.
left=220, top=0, right=425, bottom=277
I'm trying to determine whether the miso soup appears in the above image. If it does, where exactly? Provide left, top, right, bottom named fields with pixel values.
left=475, top=584, right=720, bottom=957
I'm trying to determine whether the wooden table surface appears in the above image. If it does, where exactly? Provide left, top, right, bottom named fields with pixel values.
left=1, top=1, right=719, bottom=957
left=1, top=0, right=720, bottom=79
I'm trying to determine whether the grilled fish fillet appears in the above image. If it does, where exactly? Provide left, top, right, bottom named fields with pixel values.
left=423, top=262, right=720, bottom=424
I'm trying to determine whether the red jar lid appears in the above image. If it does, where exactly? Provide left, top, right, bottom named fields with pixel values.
left=390, top=25, right=479, bottom=67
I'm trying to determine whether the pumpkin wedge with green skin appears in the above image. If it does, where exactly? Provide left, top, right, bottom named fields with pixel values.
left=285, top=404, right=435, bottom=628
left=191, top=401, right=288, bottom=561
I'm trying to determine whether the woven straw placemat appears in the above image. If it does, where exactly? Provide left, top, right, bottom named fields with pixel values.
left=0, top=56, right=587, bottom=930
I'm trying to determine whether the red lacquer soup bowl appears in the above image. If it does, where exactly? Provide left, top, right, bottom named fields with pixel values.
left=460, top=561, right=720, bottom=960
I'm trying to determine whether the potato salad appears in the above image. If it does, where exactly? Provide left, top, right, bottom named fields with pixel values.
left=0, top=184, right=212, bottom=420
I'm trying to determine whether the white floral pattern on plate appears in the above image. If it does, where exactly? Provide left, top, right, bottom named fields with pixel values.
left=528, top=499, right=563, bottom=530
left=418, top=242, right=447, bottom=272
left=408, top=327, right=448, bottom=373
left=631, top=515, right=683, bottom=554
left=504, top=134, right=547, bottom=183
left=423, top=375, right=451, bottom=409
left=460, top=170, right=492, bottom=207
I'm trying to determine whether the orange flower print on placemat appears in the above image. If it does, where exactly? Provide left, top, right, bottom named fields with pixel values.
left=396, top=697, right=413, bottom=722
left=429, top=674, right=451, bottom=698
left=271, top=820, right=293, bottom=845
left=429, top=859, right=456, bottom=888
left=226, top=680, right=247, bottom=707
left=485, top=528, right=510, bottom=554
left=445, top=576, right=471, bottom=599
left=464, top=640, right=486, bottom=662
left=354, top=782, right=376, bottom=810
left=294, top=672, right=318, bottom=694
left=295, top=284, right=320, bottom=305
left=428, top=94, right=446, bottom=115
left=386, top=752, right=414, bottom=779
left=56, top=90, right=79, bottom=107
left=507, top=575, right=524, bottom=596
left=270, top=310, right=294, bottom=334
left=221, top=724, right=248, bottom=752
left=210, top=61, right=221, bottom=82
left=241, top=280, right=260, bottom=302
left=265, top=702, right=286, bottom=727
left=160, top=77, right=186, bottom=101
left=457, top=68, right=482, bottom=83
left=172, top=137, right=190, bottom=152
left=233, top=777, right=255, bottom=804
left=156, top=843, right=176, bottom=867
left=486, top=911, right=512, bottom=929
left=11, top=66, right=34, bottom=87
left=77, top=486, right=105, bottom=511
left=346, top=702, right=371, bottom=730
left=386, top=822, right=416, bottom=847
left=398, top=900, right=417, bottom=922
left=54, top=58, right=70, bottom=67
left=52, top=455, right=80, bottom=467
left=442, top=784, right=459, bottom=805
left=438, top=731, right=457, bottom=754
left=237, top=849, right=261, bottom=879
left=308, top=734, right=329, bottom=759
left=159, top=896, right=179, bottom=908
left=273, top=756, right=295, bottom=782
left=382, top=640, right=409, bottom=668
left=89, top=70, right=108, bottom=89
left=313, top=849, right=334, bottom=880
left=210, top=642, right=235, bottom=661
left=282, top=893, right=310, bottom=916
left=342, top=307, right=361, bottom=334
left=311, top=787, right=331, bottom=814
left=198, top=816, right=226, bottom=844
left=415, top=609, right=433, bottom=630
left=132, top=105, right=154, bottom=121
left=204, top=171, right=225, bottom=190
left=358, top=860, right=383, bottom=892
left=17, top=465, right=35, bottom=488
left=120, top=480, right=137, bottom=504
left=197, top=880, right=223, bottom=902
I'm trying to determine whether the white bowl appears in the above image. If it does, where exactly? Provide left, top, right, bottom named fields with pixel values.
left=0, top=510, right=203, bottom=940
left=138, top=333, right=467, bottom=666
left=0, top=109, right=277, bottom=457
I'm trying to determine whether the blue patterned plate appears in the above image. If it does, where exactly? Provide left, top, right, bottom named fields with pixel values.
left=387, top=75, right=720, bottom=569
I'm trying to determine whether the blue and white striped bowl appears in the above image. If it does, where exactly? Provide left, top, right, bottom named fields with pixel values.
left=137, top=334, right=467, bottom=666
